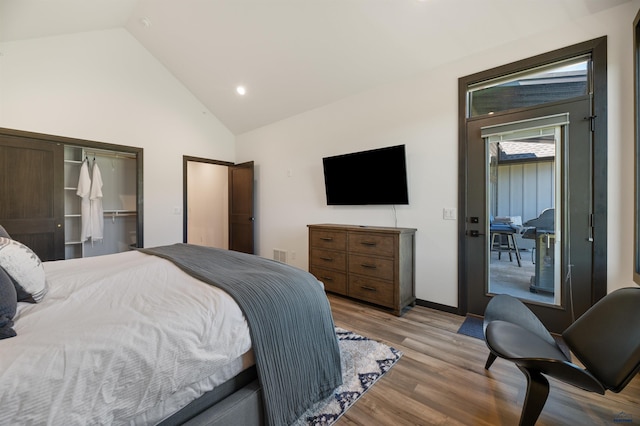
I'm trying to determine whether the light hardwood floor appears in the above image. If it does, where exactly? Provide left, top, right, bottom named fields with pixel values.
left=328, top=294, right=640, bottom=426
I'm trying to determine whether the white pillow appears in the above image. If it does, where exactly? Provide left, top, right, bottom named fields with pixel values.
left=0, top=237, right=48, bottom=303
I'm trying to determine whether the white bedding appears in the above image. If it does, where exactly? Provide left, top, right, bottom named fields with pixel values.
left=0, top=250, right=252, bottom=426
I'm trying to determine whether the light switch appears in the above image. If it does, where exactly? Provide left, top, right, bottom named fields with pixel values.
left=443, top=208, right=456, bottom=220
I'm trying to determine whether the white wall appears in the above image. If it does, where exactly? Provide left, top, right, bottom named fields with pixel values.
left=237, top=1, right=638, bottom=307
left=187, top=161, right=229, bottom=249
left=0, top=28, right=235, bottom=247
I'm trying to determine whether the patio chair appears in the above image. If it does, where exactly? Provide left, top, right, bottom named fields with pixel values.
left=490, top=216, right=522, bottom=267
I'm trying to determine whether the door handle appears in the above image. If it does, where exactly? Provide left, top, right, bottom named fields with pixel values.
left=467, top=230, right=485, bottom=237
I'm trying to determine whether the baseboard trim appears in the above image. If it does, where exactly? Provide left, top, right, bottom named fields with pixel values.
left=415, top=299, right=460, bottom=315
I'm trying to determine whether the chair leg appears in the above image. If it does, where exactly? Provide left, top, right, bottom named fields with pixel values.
left=485, top=352, right=497, bottom=370
left=494, top=233, right=503, bottom=260
left=510, top=234, right=522, bottom=267
left=490, top=233, right=497, bottom=257
left=516, top=366, right=549, bottom=426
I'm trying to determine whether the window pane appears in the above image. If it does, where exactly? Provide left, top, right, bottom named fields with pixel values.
left=487, top=126, right=562, bottom=306
left=469, top=58, right=589, bottom=117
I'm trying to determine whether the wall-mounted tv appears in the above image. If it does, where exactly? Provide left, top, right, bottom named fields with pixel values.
left=322, top=144, right=409, bottom=205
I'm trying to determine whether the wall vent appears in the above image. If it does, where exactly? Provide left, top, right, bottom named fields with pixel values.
left=273, top=249, right=287, bottom=263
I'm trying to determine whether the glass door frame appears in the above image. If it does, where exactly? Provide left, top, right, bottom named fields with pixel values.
left=457, top=37, right=608, bottom=329
left=485, top=122, right=563, bottom=306
left=465, top=98, right=594, bottom=332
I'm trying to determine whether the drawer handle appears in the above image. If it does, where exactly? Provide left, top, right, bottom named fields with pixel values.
left=320, top=237, right=334, bottom=241
left=321, top=276, right=334, bottom=281
left=361, top=241, right=377, bottom=246
left=361, top=286, right=377, bottom=292
left=320, top=257, right=334, bottom=262
left=361, top=263, right=377, bottom=269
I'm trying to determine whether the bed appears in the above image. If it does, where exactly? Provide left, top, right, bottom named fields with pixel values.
left=0, top=239, right=342, bottom=426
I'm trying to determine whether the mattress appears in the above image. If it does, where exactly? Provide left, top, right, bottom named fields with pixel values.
left=0, top=250, right=252, bottom=426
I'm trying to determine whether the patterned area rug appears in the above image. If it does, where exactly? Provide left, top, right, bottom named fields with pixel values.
left=293, top=327, right=403, bottom=426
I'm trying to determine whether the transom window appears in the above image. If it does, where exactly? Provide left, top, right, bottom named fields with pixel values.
left=467, top=56, right=590, bottom=118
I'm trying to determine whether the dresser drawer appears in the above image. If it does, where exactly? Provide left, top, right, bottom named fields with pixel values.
left=309, top=229, right=347, bottom=251
left=310, top=248, right=347, bottom=271
left=349, top=254, right=394, bottom=281
left=348, top=275, right=394, bottom=308
left=309, top=223, right=416, bottom=316
left=309, top=266, right=347, bottom=295
left=349, top=233, right=395, bottom=257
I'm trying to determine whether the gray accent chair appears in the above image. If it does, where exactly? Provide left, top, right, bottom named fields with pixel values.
left=483, top=288, right=640, bottom=426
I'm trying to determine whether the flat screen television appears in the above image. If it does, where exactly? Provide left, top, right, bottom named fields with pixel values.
left=322, top=144, right=409, bottom=205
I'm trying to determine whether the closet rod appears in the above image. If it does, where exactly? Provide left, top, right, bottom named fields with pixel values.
left=84, top=150, right=136, bottom=160
left=67, top=144, right=136, bottom=160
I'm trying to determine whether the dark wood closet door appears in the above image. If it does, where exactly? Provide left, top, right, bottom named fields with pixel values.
left=228, top=161, right=254, bottom=254
left=0, top=135, right=64, bottom=260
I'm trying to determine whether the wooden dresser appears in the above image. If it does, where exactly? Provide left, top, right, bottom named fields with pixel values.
left=308, top=224, right=416, bottom=316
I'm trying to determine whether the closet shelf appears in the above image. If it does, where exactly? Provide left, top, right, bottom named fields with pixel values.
left=105, top=210, right=137, bottom=222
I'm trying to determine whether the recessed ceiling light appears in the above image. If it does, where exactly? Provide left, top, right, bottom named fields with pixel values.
left=236, top=86, right=246, bottom=96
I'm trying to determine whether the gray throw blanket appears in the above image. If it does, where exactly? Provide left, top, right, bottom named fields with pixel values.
left=139, top=244, right=342, bottom=426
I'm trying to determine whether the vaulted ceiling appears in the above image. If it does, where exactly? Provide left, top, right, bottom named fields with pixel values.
left=0, top=0, right=629, bottom=135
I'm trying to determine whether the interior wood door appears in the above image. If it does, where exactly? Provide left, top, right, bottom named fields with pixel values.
left=228, top=161, right=254, bottom=254
left=0, top=135, right=64, bottom=260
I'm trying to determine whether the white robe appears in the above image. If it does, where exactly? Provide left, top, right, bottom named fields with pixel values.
left=76, top=160, right=92, bottom=242
left=89, top=161, right=104, bottom=241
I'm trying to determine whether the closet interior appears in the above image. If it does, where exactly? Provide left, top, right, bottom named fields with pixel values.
left=0, top=128, right=143, bottom=262
left=64, top=146, right=138, bottom=259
